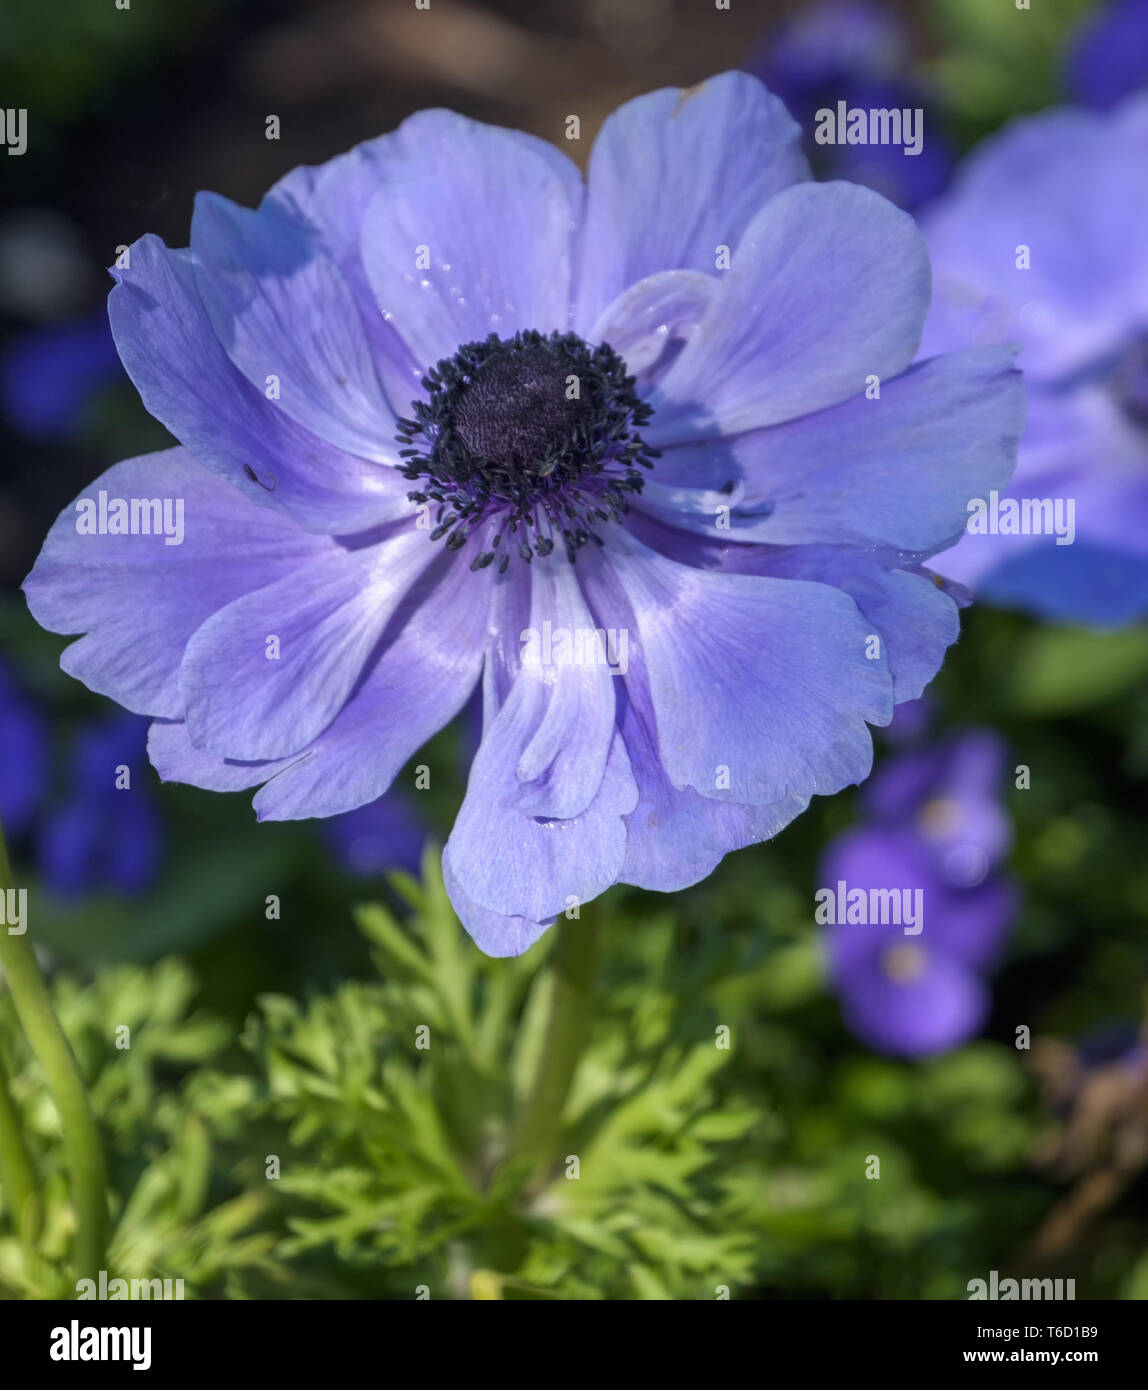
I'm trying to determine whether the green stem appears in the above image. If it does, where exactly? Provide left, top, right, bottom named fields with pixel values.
left=0, top=1043, right=39, bottom=1245
left=509, top=911, right=599, bottom=1170
left=0, top=822, right=108, bottom=1281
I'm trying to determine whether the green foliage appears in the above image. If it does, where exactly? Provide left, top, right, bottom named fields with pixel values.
left=0, top=850, right=1060, bottom=1301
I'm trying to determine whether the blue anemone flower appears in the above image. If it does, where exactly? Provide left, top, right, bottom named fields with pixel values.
left=747, top=0, right=954, bottom=211
left=1, top=311, right=124, bottom=441
left=1066, top=0, right=1148, bottom=111
left=23, top=74, right=1022, bottom=955
left=920, top=92, right=1148, bottom=624
left=324, top=791, right=427, bottom=879
left=36, top=711, right=162, bottom=899
left=822, top=729, right=1018, bottom=1057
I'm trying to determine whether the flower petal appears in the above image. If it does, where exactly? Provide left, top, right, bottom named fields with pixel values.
left=589, top=269, right=719, bottom=386
left=645, top=345, right=1023, bottom=555
left=574, top=73, right=808, bottom=332
left=920, top=96, right=1148, bottom=381
left=189, top=191, right=397, bottom=461
left=442, top=853, right=554, bottom=958
left=609, top=626, right=809, bottom=891
left=360, top=111, right=582, bottom=372
left=151, top=549, right=490, bottom=817
left=588, top=532, right=891, bottom=805
left=23, top=448, right=335, bottom=718
left=180, top=527, right=437, bottom=760
left=445, top=663, right=637, bottom=922
left=109, top=236, right=413, bottom=533
left=647, top=181, right=931, bottom=445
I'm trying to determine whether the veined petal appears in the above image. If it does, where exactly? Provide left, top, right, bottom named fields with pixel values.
left=180, top=527, right=438, bottom=761
left=190, top=191, right=397, bottom=461
left=647, top=181, right=931, bottom=445
left=23, top=448, right=334, bottom=718
left=109, top=236, right=414, bottom=534
left=574, top=73, right=809, bottom=332
left=590, top=531, right=891, bottom=805
left=151, top=547, right=490, bottom=817
left=360, top=110, right=582, bottom=372
left=442, top=853, right=554, bottom=958
left=643, top=345, right=1023, bottom=556
left=445, top=678, right=637, bottom=923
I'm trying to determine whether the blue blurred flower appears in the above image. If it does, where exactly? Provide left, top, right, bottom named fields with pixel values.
left=921, top=92, right=1148, bottom=624
left=324, top=791, right=427, bottom=879
left=1, top=310, right=123, bottom=441
left=36, top=711, right=162, bottom=898
left=1067, top=0, right=1148, bottom=110
left=0, top=658, right=49, bottom=839
left=822, top=729, right=1018, bottom=1057
left=24, top=74, right=1022, bottom=954
left=747, top=0, right=953, bottom=210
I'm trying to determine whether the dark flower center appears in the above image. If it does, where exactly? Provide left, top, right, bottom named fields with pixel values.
left=396, top=329, right=658, bottom=571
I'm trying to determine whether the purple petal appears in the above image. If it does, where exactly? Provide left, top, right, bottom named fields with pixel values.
left=652, top=345, right=1022, bottom=556
left=442, top=853, right=554, bottom=958
left=647, top=181, right=931, bottom=444
left=179, top=527, right=444, bottom=761
left=445, top=705, right=636, bottom=924
left=109, top=236, right=414, bottom=533
left=588, top=532, right=890, bottom=805
left=23, top=448, right=336, bottom=718
left=150, top=548, right=490, bottom=818
left=189, top=192, right=397, bottom=461
left=359, top=110, right=582, bottom=373
left=574, top=73, right=808, bottom=332
left=589, top=269, right=718, bottom=387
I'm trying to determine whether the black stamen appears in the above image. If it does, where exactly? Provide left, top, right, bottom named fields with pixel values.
left=397, top=329, right=657, bottom=567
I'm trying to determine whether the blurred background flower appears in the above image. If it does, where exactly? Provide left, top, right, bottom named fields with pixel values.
left=324, top=791, right=427, bottom=880
left=1066, top=0, right=1148, bottom=108
left=921, top=90, right=1148, bottom=624
left=822, top=726, right=1019, bottom=1056
left=745, top=0, right=953, bottom=210
left=1, top=311, right=124, bottom=443
left=36, top=710, right=162, bottom=899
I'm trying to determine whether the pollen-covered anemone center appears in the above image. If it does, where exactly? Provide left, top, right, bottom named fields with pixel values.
left=395, top=329, right=659, bottom=572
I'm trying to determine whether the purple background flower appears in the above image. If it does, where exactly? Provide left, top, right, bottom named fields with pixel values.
left=920, top=92, right=1148, bottom=624
left=324, top=791, right=427, bottom=879
left=36, top=711, right=162, bottom=899
left=746, top=0, right=953, bottom=210
left=1066, top=0, right=1148, bottom=110
left=822, top=729, right=1018, bottom=1057
left=1, top=311, right=124, bottom=441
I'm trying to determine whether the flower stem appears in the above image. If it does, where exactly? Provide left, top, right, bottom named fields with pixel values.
left=0, top=821, right=108, bottom=1282
left=509, top=911, right=599, bottom=1171
left=0, top=1043, right=39, bottom=1245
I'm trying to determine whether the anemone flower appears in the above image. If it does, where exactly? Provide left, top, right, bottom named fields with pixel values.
left=821, top=729, right=1017, bottom=1056
left=920, top=92, right=1148, bottom=624
left=24, top=73, right=1022, bottom=954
